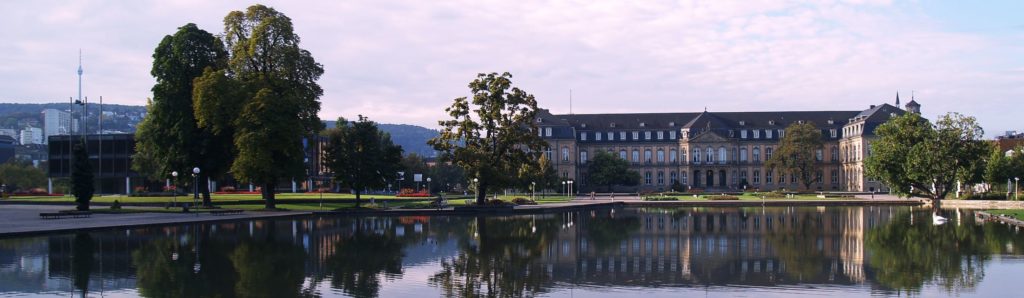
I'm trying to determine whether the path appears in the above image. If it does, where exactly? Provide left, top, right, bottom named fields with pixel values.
left=0, top=204, right=308, bottom=237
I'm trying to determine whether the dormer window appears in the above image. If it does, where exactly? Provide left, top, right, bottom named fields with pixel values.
left=639, top=122, right=645, bottom=127
left=669, top=122, right=675, bottom=127
left=536, top=118, right=543, bottom=123
left=827, top=120, right=834, bottom=125
left=581, top=123, right=587, bottom=128
left=610, top=122, right=616, bottom=128
left=798, top=120, right=805, bottom=124
left=739, top=121, right=745, bottom=126
left=768, top=120, right=775, bottom=126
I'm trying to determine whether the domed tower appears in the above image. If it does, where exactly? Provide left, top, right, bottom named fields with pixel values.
left=904, top=99, right=920, bottom=114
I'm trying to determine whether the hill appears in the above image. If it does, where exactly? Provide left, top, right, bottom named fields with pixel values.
left=323, top=120, right=438, bottom=157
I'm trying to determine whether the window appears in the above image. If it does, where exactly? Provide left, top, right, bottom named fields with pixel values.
left=682, top=172, right=688, bottom=185
left=633, top=131, right=639, bottom=140
left=765, top=147, right=773, bottom=160
left=545, top=127, right=552, bottom=137
left=580, top=132, right=587, bottom=141
left=831, top=169, right=838, bottom=184
left=706, top=147, right=714, bottom=163
left=669, top=131, right=676, bottom=139
left=779, top=129, right=785, bottom=138
left=815, top=149, right=823, bottom=161
left=619, top=150, right=627, bottom=160
left=753, top=130, right=760, bottom=139
left=644, top=149, right=652, bottom=163
left=766, top=170, right=773, bottom=184
left=778, top=171, right=785, bottom=184
left=753, top=170, right=760, bottom=184
left=830, top=129, right=837, bottom=138
left=580, top=151, right=588, bottom=164
left=607, top=131, right=614, bottom=141
left=753, top=147, right=761, bottom=162
left=544, top=148, right=552, bottom=160
left=831, top=147, right=839, bottom=162
left=718, top=147, right=727, bottom=163
left=657, top=131, right=664, bottom=140
left=619, top=131, right=626, bottom=141
left=681, top=148, right=687, bottom=163
left=669, top=149, right=677, bottom=162
left=645, top=131, right=651, bottom=140
left=693, top=148, right=701, bottom=163
left=596, top=132, right=602, bottom=141
left=740, top=148, right=748, bottom=162
left=740, top=171, right=748, bottom=183
left=561, top=147, right=569, bottom=162
left=766, top=129, right=773, bottom=139
left=657, top=171, right=665, bottom=185
left=867, top=143, right=873, bottom=157
left=741, top=130, right=748, bottom=138
left=790, top=173, right=796, bottom=184
left=657, top=149, right=665, bottom=163
left=816, top=170, right=823, bottom=183
left=644, top=171, right=652, bottom=185
left=632, top=150, right=640, bottom=163
left=670, top=171, right=678, bottom=184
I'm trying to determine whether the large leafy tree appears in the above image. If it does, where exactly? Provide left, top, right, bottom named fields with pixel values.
left=0, top=161, right=46, bottom=192
left=323, top=116, right=404, bottom=207
left=428, top=72, right=547, bottom=204
left=519, top=154, right=559, bottom=194
left=194, top=4, right=324, bottom=208
left=134, top=23, right=229, bottom=206
left=586, top=150, right=641, bottom=192
left=70, top=142, right=94, bottom=211
left=865, top=112, right=989, bottom=201
left=984, top=146, right=1024, bottom=193
left=766, top=122, right=823, bottom=191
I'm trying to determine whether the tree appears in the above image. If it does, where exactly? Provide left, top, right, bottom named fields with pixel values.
left=985, top=146, right=1024, bottom=193
left=865, top=112, right=989, bottom=201
left=0, top=161, right=46, bottom=192
left=428, top=72, right=547, bottom=204
left=586, top=151, right=641, bottom=192
left=134, top=23, right=229, bottom=206
left=193, top=4, right=325, bottom=208
left=70, top=142, right=94, bottom=211
left=323, top=116, right=404, bottom=207
left=766, top=122, right=823, bottom=191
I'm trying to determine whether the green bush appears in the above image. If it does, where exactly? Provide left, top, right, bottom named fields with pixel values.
left=511, top=197, right=538, bottom=205
left=642, top=196, right=679, bottom=201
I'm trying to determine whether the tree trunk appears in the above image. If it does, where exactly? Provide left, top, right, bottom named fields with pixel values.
left=199, top=173, right=212, bottom=207
left=355, top=189, right=362, bottom=207
left=476, top=182, right=487, bottom=205
left=262, top=182, right=276, bottom=209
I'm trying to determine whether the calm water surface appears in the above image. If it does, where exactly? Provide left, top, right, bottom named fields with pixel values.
left=1, top=206, right=1023, bottom=297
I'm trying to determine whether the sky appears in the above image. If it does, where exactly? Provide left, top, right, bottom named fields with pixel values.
left=1, top=0, right=1021, bottom=136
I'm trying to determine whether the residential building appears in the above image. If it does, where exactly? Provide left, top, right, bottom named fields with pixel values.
left=41, top=109, right=71, bottom=143
left=19, top=127, right=43, bottom=145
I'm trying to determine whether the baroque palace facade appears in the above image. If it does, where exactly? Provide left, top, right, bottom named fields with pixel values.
left=537, top=98, right=920, bottom=192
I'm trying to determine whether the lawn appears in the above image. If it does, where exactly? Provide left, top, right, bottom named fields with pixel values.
left=641, top=193, right=852, bottom=201
left=2, top=193, right=431, bottom=204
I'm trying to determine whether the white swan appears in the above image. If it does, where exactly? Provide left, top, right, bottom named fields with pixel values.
left=932, top=213, right=949, bottom=225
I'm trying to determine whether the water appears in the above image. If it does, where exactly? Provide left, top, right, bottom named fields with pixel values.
left=1, top=206, right=1023, bottom=297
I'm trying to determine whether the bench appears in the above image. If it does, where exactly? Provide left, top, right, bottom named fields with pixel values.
left=39, top=211, right=92, bottom=219
left=210, top=209, right=244, bottom=215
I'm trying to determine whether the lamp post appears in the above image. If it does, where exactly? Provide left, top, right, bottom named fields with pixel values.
left=171, top=171, right=178, bottom=207
left=426, top=177, right=432, bottom=195
left=568, top=180, right=574, bottom=198
left=531, top=182, right=536, bottom=200
left=562, top=181, right=566, bottom=197
left=1016, top=177, right=1020, bottom=201
left=473, top=178, right=479, bottom=199
left=192, top=167, right=200, bottom=210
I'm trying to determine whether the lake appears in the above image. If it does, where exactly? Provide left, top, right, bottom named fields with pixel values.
left=1, top=206, right=1022, bottom=297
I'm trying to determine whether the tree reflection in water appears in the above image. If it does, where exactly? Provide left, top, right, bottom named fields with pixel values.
left=324, top=220, right=405, bottom=298
left=71, top=233, right=94, bottom=298
left=429, top=216, right=561, bottom=298
left=865, top=209, right=1024, bottom=293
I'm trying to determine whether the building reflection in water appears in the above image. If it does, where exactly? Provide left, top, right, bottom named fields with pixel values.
left=0, top=206, right=1022, bottom=297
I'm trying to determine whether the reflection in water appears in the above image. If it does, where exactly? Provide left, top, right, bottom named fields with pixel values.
left=0, top=207, right=1022, bottom=297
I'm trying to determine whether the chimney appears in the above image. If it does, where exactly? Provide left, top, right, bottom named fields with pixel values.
left=869, top=105, right=876, bottom=109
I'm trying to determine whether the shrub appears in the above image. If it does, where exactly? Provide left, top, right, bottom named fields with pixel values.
left=28, top=188, right=48, bottom=195
left=110, top=200, right=122, bottom=210
left=706, top=195, right=739, bottom=200
left=511, top=197, right=537, bottom=205
left=964, top=193, right=1010, bottom=200
left=484, top=199, right=514, bottom=206
left=220, top=186, right=236, bottom=192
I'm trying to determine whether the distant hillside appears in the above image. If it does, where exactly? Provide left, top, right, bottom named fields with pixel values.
left=324, top=120, right=438, bottom=157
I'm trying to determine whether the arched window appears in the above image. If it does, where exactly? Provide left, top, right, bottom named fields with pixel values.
left=753, top=147, right=761, bottom=162
left=669, top=149, right=677, bottom=162
left=632, top=150, right=640, bottom=163
left=693, top=148, right=701, bottom=163
left=706, top=147, right=714, bottom=163
left=718, top=147, right=727, bottom=163
left=657, top=149, right=665, bottom=163
left=740, top=148, right=748, bottom=162
left=561, top=146, right=569, bottom=162
left=619, top=150, right=627, bottom=160
left=580, top=151, right=588, bottom=164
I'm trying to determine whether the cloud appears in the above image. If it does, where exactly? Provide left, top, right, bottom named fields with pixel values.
left=0, top=0, right=1020, bottom=136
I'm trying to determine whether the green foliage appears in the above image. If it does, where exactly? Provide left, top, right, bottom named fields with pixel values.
left=70, top=143, right=93, bottom=211
left=865, top=113, right=989, bottom=200
left=766, top=122, right=822, bottom=190
left=192, top=4, right=324, bottom=208
left=135, top=23, right=230, bottom=206
left=586, top=150, right=641, bottom=191
left=984, top=146, right=1024, bottom=191
left=518, top=154, right=559, bottom=193
left=0, top=161, right=46, bottom=191
left=428, top=72, right=547, bottom=204
left=324, top=116, right=404, bottom=206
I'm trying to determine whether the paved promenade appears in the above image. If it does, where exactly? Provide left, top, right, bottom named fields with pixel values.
left=0, top=204, right=308, bottom=237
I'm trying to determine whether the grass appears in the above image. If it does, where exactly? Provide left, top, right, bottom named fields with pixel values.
left=2, top=193, right=431, bottom=204
left=986, top=209, right=1024, bottom=219
left=641, top=193, right=851, bottom=201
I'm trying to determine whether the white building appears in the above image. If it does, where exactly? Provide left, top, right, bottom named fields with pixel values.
left=20, top=127, right=43, bottom=145
left=0, top=128, right=16, bottom=141
left=42, top=109, right=71, bottom=143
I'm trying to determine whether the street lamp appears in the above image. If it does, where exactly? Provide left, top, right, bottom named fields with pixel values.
left=473, top=178, right=479, bottom=198
left=568, top=180, right=574, bottom=198
left=1016, top=177, right=1020, bottom=201
left=562, top=181, right=566, bottom=197
left=426, top=177, right=432, bottom=195
left=531, top=182, right=536, bottom=200
left=171, top=171, right=178, bottom=207
left=192, top=167, right=200, bottom=210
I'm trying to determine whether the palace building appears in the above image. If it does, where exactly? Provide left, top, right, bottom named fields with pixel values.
left=536, top=98, right=918, bottom=193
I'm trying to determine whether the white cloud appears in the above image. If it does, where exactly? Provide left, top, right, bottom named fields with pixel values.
left=0, top=0, right=1020, bottom=135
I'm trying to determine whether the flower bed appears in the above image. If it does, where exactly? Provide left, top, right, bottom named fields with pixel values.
left=642, top=196, right=679, bottom=201
left=511, top=197, right=538, bottom=205
left=213, top=191, right=262, bottom=195
left=706, top=195, right=739, bottom=200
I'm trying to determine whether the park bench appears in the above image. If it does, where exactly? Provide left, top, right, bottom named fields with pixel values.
left=39, top=211, right=92, bottom=219
left=210, top=209, right=244, bottom=216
